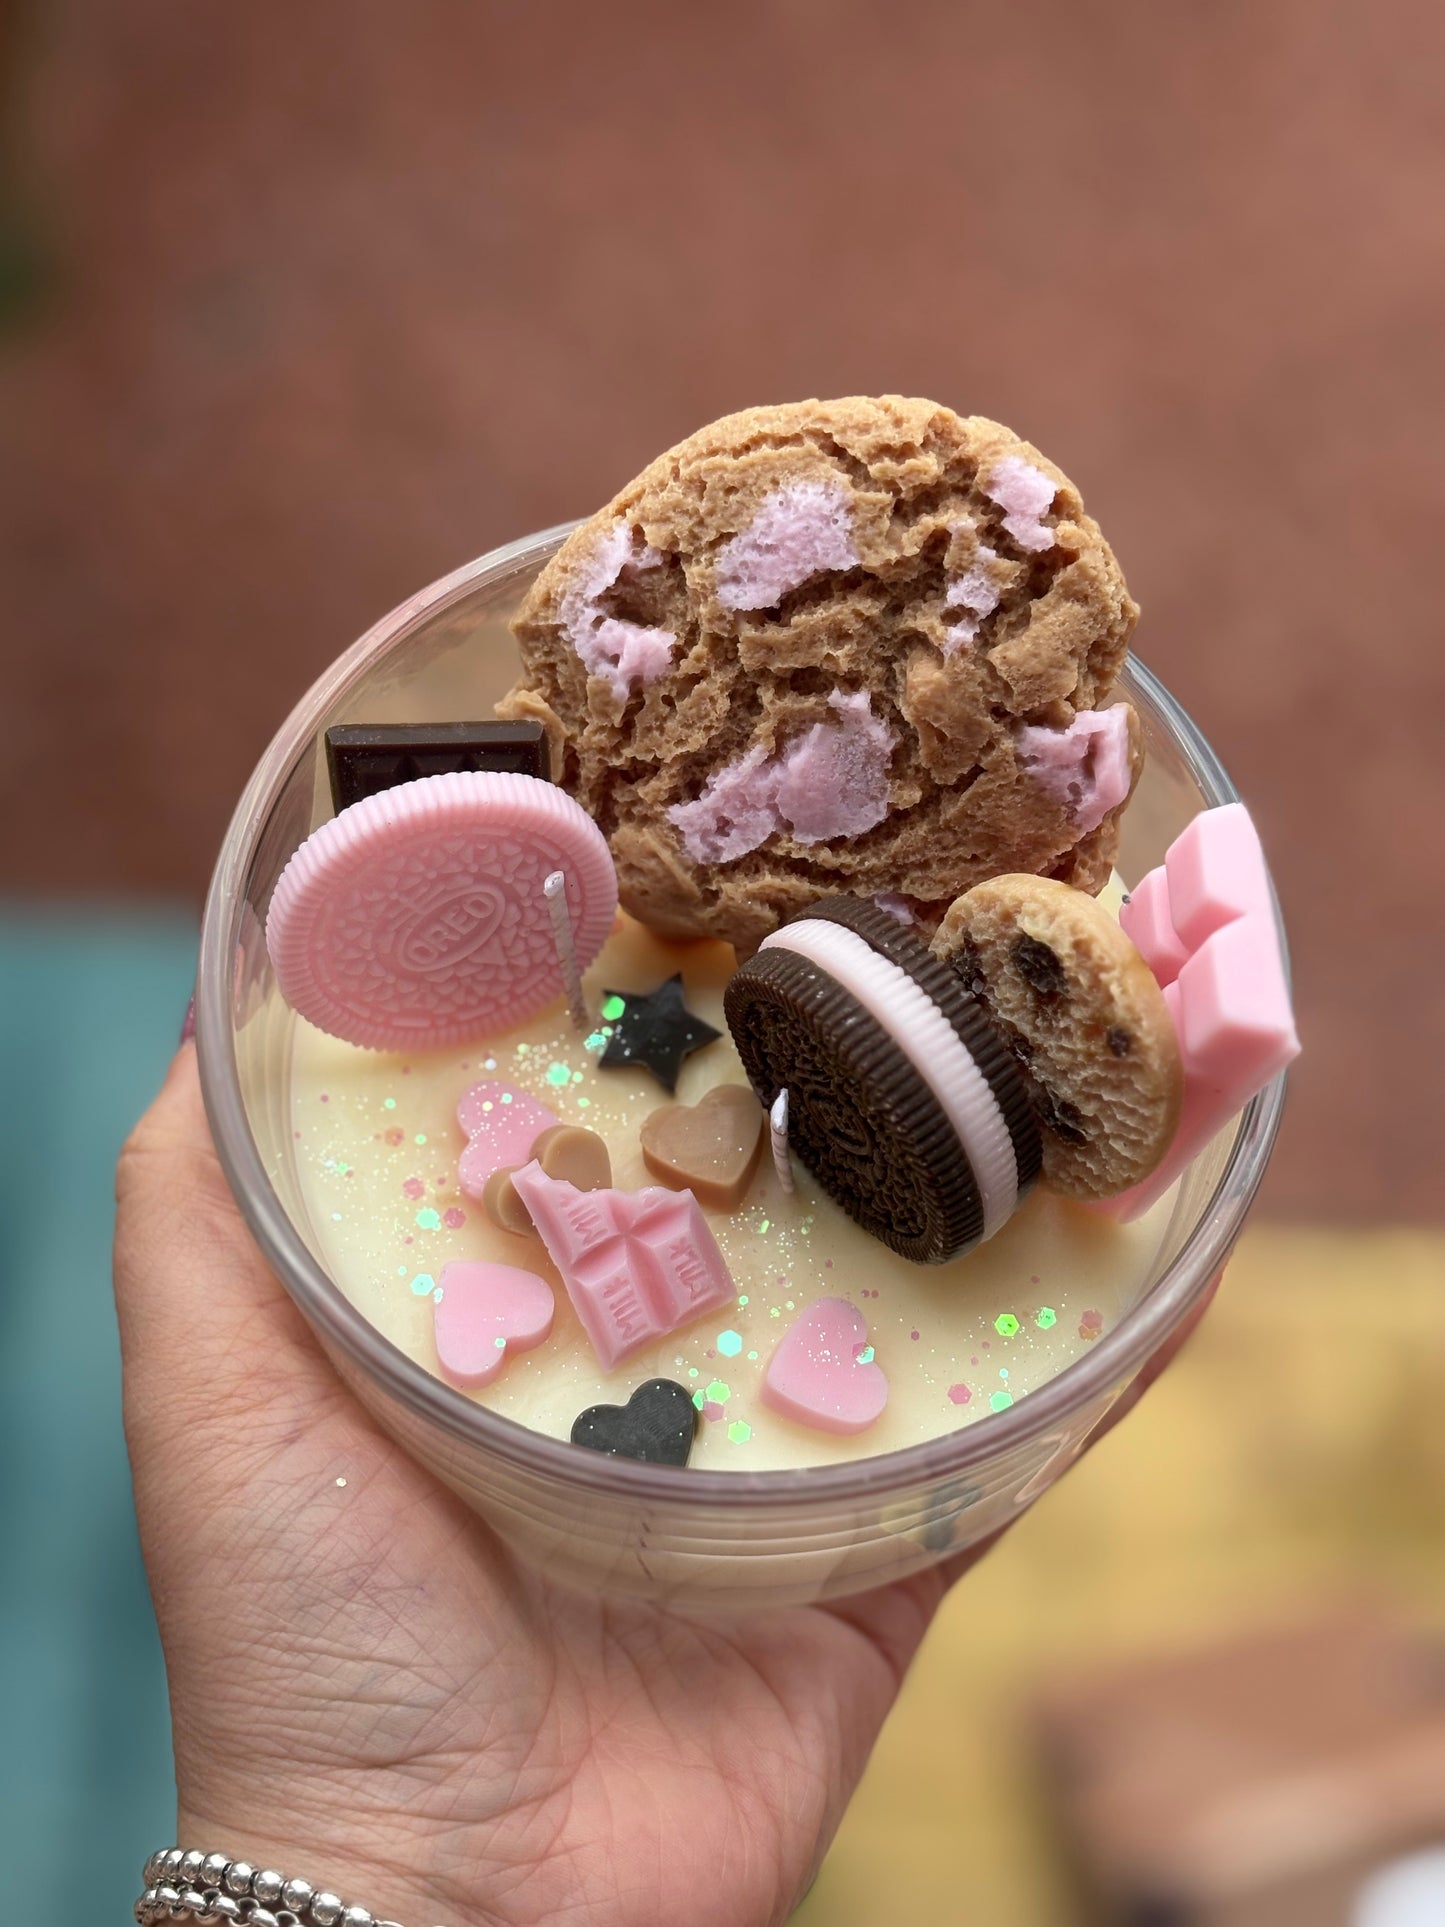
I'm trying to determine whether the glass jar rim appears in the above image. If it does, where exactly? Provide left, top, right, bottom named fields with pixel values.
left=197, top=524, right=1286, bottom=1509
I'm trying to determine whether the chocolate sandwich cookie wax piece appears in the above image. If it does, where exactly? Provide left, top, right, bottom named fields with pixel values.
left=325, top=721, right=550, bottom=812
left=724, top=898, right=1041, bottom=1264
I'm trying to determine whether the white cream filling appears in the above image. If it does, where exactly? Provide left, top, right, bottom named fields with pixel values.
left=760, top=918, right=1019, bottom=1239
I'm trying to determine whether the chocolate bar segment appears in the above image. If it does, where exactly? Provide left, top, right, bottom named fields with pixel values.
left=324, top=721, right=550, bottom=813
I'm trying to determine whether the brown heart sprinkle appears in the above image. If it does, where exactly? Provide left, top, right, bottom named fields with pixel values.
left=639, top=1084, right=765, bottom=1210
left=482, top=1123, right=613, bottom=1233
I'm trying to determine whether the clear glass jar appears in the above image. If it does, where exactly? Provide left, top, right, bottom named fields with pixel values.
left=196, top=525, right=1286, bottom=1612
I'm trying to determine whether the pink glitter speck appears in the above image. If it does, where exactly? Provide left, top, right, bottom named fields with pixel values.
left=911, top=1329, right=920, bottom=1341
left=401, top=1065, right=411, bottom=1075
left=703, top=1400, right=725, bottom=1422
left=319, top=1094, right=329, bottom=1103
left=1079, top=1309, right=1104, bottom=1341
left=402, top=1178, right=424, bottom=1200
left=385, top=1128, right=404, bottom=1146
left=443, top=1208, right=466, bottom=1229
left=948, top=1384, right=972, bottom=1405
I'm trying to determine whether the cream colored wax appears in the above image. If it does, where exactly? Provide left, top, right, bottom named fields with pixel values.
left=289, top=904, right=1175, bottom=1471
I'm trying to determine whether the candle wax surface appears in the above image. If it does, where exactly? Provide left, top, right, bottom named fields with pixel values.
left=290, top=911, right=1176, bottom=1470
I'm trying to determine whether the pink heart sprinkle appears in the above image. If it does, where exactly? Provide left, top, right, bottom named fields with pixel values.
left=455, top=1080, right=559, bottom=1198
left=762, top=1297, right=889, bottom=1436
left=432, top=1260, right=554, bottom=1389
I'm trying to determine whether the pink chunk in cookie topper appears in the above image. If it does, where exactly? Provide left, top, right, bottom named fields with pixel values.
left=984, top=454, right=1059, bottom=552
left=1016, top=705, right=1134, bottom=835
left=560, top=520, right=677, bottom=702
left=714, top=478, right=859, bottom=611
left=510, top=1162, right=736, bottom=1371
left=668, top=689, right=895, bottom=864
left=1108, top=802, right=1299, bottom=1219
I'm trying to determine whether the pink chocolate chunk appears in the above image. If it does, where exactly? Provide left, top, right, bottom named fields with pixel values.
left=1016, top=705, right=1133, bottom=834
left=668, top=689, right=894, bottom=864
left=432, top=1259, right=555, bottom=1389
left=715, top=479, right=859, bottom=611
left=1106, top=804, right=1299, bottom=1220
left=985, top=455, right=1058, bottom=552
left=455, top=1080, right=560, bottom=1198
left=509, top=1162, right=735, bottom=1370
left=943, top=542, right=1002, bottom=653
left=265, top=770, right=619, bottom=1051
left=762, top=1298, right=889, bottom=1436
left=560, top=520, right=676, bottom=701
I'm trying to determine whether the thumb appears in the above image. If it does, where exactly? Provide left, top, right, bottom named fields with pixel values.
left=114, top=1041, right=341, bottom=1445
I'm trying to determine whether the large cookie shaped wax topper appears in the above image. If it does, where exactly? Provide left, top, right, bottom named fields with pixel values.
left=266, top=771, right=617, bottom=1050
left=501, top=396, right=1141, bottom=954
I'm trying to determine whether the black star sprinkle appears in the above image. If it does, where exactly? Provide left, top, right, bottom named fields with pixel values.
left=598, top=974, right=721, bottom=1093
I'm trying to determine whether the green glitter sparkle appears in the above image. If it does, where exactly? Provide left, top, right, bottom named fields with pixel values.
left=577, top=1097, right=591, bottom=1109
left=759, top=1219, right=771, bottom=1234
left=693, top=1390, right=706, bottom=1410
left=415, top=1207, right=441, bottom=1230
left=601, top=994, right=626, bottom=1021
left=688, top=1368, right=700, bottom=1379
left=738, top=1294, right=749, bottom=1307
left=584, top=1030, right=608, bottom=1051
left=1035, top=1306, right=1057, bottom=1329
left=705, top=1379, right=731, bottom=1404
left=409, top=1273, right=436, bottom=1296
left=747, top=1350, right=758, bottom=1361
left=995, top=1313, right=1020, bottom=1337
left=546, top=1062, right=571, bottom=1087
left=990, top=1390, right=1014, bottom=1412
left=727, top=1421, right=752, bottom=1444
left=717, top=1330, right=743, bottom=1357
left=383, top=1097, right=396, bottom=1110
left=414, top=1133, right=427, bottom=1146
left=856, top=1345, right=875, bottom=1365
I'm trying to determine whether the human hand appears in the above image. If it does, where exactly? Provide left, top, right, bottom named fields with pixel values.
left=115, top=1046, right=960, bottom=1927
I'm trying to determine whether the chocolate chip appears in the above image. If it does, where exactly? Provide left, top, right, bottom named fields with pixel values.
left=949, top=936, right=990, bottom=1002
left=324, top=721, right=550, bottom=812
left=1107, top=1026, right=1133, bottom=1057
left=570, top=1378, right=698, bottom=1466
left=1012, top=934, right=1068, bottom=1000
left=1035, top=1086, right=1089, bottom=1145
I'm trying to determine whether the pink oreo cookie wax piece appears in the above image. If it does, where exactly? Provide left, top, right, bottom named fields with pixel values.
left=266, top=771, right=617, bottom=1050
left=762, top=1298, right=888, bottom=1436
left=432, top=1260, right=555, bottom=1389
left=510, top=1162, right=735, bottom=1371
left=455, top=1081, right=559, bottom=1198
left=1108, top=804, right=1298, bottom=1219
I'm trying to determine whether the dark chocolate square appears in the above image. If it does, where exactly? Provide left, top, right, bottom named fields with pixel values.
left=324, top=720, right=550, bottom=813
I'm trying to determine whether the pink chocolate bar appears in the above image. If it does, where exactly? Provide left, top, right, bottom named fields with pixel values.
left=509, top=1162, right=735, bottom=1370
left=1110, top=803, right=1298, bottom=1219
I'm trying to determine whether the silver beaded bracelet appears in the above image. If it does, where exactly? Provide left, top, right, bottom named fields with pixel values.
left=135, top=1848, right=448, bottom=1927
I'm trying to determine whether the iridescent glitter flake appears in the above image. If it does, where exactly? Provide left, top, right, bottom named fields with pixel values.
left=990, top=1390, right=1014, bottom=1412
left=1035, top=1306, right=1057, bottom=1329
left=727, top=1421, right=751, bottom=1444
left=948, top=1384, right=972, bottom=1405
left=415, top=1207, right=441, bottom=1230
left=995, top=1313, right=1020, bottom=1338
left=1079, top=1309, right=1104, bottom=1341
left=705, top=1379, right=731, bottom=1405
left=409, top=1273, right=436, bottom=1296
left=717, top=1330, right=743, bottom=1357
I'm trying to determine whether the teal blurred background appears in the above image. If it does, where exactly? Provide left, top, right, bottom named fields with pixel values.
left=0, top=917, right=194, bottom=1914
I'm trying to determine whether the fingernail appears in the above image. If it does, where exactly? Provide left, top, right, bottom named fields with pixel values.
left=179, top=995, right=196, bottom=1046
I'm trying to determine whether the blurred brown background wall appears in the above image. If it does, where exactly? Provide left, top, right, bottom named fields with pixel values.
left=2, top=0, right=1442, bottom=1218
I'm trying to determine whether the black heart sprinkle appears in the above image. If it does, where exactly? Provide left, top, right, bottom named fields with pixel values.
left=570, top=1378, right=699, bottom=1467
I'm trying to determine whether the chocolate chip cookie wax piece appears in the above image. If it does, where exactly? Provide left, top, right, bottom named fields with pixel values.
left=724, top=897, right=1040, bottom=1264
left=570, top=1379, right=699, bottom=1467
left=325, top=720, right=550, bottom=812
left=598, top=975, right=721, bottom=1092
left=266, top=772, right=618, bottom=1050
left=500, top=396, right=1140, bottom=954
left=931, top=875, right=1182, bottom=1199
left=639, top=1084, right=765, bottom=1209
